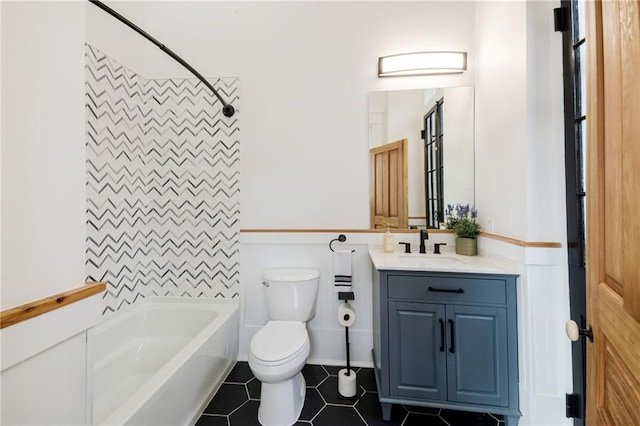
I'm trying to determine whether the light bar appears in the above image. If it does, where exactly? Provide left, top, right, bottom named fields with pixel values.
left=378, top=51, right=467, bottom=77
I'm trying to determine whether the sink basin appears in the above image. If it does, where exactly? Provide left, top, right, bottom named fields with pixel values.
left=370, top=247, right=518, bottom=274
left=396, top=253, right=467, bottom=268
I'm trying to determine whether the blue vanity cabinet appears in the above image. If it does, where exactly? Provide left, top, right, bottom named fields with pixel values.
left=372, top=270, right=520, bottom=426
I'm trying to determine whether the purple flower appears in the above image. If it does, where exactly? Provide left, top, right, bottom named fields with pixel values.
left=456, top=203, right=470, bottom=218
left=446, top=202, right=480, bottom=237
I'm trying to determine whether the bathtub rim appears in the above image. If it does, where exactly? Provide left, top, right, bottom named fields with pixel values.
left=93, top=296, right=237, bottom=333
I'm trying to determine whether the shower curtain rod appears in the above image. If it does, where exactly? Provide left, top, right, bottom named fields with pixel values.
left=88, top=0, right=235, bottom=118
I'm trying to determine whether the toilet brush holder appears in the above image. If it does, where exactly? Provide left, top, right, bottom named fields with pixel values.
left=338, top=368, right=358, bottom=398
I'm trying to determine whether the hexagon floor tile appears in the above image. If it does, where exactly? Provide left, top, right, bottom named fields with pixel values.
left=196, top=362, right=506, bottom=426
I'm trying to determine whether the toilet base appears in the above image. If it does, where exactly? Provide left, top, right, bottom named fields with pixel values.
left=258, top=372, right=306, bottom=426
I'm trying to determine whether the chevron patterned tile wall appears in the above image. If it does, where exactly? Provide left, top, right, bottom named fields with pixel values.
left=85, top=44, right=240, bottom=315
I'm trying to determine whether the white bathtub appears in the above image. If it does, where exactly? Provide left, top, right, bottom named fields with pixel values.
left=92, top=297, right=239, bottom=425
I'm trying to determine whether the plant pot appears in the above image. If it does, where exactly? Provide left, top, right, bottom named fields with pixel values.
left=455, top=237, right=477, bottom=256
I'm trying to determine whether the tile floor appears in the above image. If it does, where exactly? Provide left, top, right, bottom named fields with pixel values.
left=196, top=362, right=505, bottom=426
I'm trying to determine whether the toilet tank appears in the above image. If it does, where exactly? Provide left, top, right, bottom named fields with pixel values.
left=262, top=269, right=320, bottom=321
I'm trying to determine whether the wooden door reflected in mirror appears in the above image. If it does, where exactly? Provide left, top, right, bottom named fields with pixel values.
left=370, top=139, right=408, bottom=229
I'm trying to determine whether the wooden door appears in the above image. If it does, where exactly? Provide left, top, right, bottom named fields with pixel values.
left=370, top=139, right=408, bottom=229
left=586, top=1, right=640, bottom=424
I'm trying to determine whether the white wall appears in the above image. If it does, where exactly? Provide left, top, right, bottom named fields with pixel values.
left=1, top=1, right=86, bottom=309
left=474, top=1, right=529, bottom=239
left=443, top=86, right=475, bottom=206
left=1, top=3, right=98, bottom=424
left=525, top=0, right=567, bottom=243
left=368, top=91, right=387, bottom=149
left=475, top=0, right=565, bottom=242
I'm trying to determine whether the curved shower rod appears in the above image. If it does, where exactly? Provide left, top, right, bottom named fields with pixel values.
left=88, top=0, right=235, bottom=118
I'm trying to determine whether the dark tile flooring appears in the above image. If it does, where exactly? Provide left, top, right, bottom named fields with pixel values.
left=197, top=362, right=505, bottom=426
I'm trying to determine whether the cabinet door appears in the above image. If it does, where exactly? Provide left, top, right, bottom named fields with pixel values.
left=388, top=301, right=446, bottom=400
left=446, top=304, right=509, bottom=407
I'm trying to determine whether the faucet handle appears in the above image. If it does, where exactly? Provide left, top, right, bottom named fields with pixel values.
left=433, top=243, right=447, bottom=254
left=398, top=242, right=411, bottom=253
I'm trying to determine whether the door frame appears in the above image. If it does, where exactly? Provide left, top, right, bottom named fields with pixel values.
left=559, top=1, right=587, bottom=424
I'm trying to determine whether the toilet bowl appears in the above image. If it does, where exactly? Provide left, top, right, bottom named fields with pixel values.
left=249, top=322, right=310, bottom=426
left=248, top=269, right=320, bottom=426
left=249, top=322, right=310, bottom=382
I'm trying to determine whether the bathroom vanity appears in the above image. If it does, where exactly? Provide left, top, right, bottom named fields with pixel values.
left=370, top=249, right=521, bottom=426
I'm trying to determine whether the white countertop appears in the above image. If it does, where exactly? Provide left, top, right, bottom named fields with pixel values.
left=368, top=247, right=519, bottom=275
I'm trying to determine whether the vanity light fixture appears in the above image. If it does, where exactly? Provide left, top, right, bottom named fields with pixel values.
left=378, top=51, right=467, bottom=77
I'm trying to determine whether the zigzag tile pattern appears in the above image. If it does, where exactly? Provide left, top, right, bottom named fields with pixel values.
left=144, top=77, right=240, bottom=301
left=86, top=45, right=149, bottom=314
left=85, top=44, right=239, bottom=315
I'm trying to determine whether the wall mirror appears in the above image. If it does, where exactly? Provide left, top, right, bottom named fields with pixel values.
left=369, top=87, right=475, bottom=229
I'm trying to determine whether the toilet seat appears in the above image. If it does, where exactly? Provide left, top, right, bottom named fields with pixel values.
left=250, top=321, right=309, bottom=366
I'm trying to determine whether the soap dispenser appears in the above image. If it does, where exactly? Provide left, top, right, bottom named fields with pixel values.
left=382, top=221, right=394, bottom=253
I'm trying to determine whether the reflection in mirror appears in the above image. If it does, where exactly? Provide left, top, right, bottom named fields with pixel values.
left=369, top=87, right=474, bottom=229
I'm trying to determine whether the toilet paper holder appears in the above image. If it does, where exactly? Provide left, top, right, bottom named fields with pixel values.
left=338, top=291, right=354, bottom=302
left=338, top=297, right=357, bottom=399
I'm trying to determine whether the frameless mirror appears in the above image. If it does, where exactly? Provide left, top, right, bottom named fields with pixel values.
left=369, top=87, right=475, bottom=229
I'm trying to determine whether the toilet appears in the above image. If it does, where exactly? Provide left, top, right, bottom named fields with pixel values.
left=248, top=268, right=320, bottom=426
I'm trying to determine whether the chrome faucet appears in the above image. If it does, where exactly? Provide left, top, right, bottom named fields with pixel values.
left=419, top=229, right=429, bottom=254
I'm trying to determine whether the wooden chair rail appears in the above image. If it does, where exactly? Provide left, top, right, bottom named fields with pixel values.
left=240, top=228, right=562, bottom=247
left=0, top=282, right=106, bottom=329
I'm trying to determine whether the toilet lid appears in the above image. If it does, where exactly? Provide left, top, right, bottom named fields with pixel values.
left=250, top=322, right=308, bottom=364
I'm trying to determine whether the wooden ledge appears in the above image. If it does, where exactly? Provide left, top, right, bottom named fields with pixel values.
left=240, top=228, right=452, bottom=234
left=479, top=231, right=562, bottom=248
left=240, top=228, right=562, bottom=247
left=0, top=282, right=106, bottom=329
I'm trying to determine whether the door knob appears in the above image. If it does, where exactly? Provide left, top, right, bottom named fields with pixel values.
left=565, top=320, right=593, bottom=342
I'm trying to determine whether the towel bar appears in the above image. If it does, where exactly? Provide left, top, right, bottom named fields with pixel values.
left=329, top=234, right=355, bottom=252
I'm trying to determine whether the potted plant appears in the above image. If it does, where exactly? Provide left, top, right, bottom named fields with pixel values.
left=445, top=203, right=481, bottom=256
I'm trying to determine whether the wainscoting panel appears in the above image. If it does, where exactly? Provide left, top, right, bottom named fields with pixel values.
left=85, top=44, right=239, bottom=315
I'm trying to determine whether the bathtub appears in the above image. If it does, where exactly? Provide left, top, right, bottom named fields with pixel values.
left=92, top=297, right=239, bottom=425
